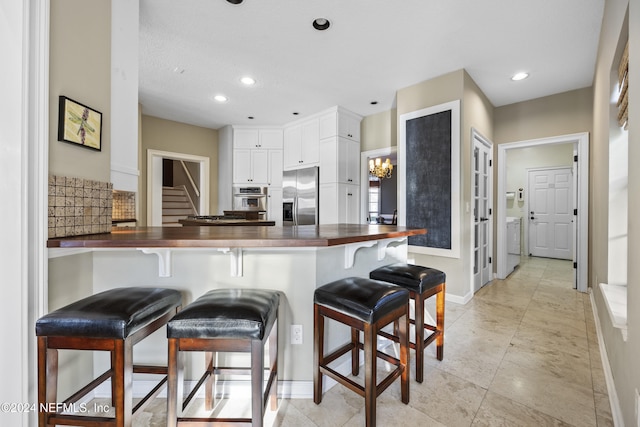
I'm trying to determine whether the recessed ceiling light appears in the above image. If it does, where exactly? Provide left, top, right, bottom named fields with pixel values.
left=312, top=18, right=331, bottom=31
left=226, top=0, right=243, bottom=4
left=240, top=76, right=256, bottom=86
left=511, top=72, right=529, bottom=81
left=214, top=95, right=228, bottom=102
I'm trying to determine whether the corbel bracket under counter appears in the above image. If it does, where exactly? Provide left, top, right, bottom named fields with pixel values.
left=344, top=237, right=407, bottom=269
left=137, top=247, right=244, bottom=278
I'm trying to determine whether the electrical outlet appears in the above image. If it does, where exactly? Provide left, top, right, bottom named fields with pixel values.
left=291, top=325, right=303, bottom=345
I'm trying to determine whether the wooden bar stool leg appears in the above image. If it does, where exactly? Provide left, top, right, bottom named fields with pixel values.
left=38, top=336, right=57, bottom=427
left=414, top=292, right=425, bottom=383
left=363, top=322, right=377, bottom=427
left=167, top=338, right=179, bottom=427
left=113, top=339, right=133, bottom=427
left=313, top=304, right=324, bottom=404
left=351, top=328, right=360, bottom=376
left=399, top=310, right=410, bottom=404
left=269, top=320, right=278, bottom=411
left=251, top=340, right=264, bottom=427
left=204, top=351, right=215, bottom=411
left=436, top=286, right=445, bottom=360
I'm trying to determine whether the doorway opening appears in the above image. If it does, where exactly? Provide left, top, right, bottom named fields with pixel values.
left=360, top=147, right=397, bottom=225
left=497, top=133, right=589, bottom=292
left=147, top=149, right=210, bottom=226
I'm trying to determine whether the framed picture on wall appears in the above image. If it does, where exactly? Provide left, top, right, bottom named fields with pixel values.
left=57, top=96, right=102, bottom=151
left=398, top=100, right=461, bottom=258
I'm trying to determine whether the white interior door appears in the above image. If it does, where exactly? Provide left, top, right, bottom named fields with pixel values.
left=473, top=135, right=492, bottom=292
left=528, top=167, right=573, bottom=260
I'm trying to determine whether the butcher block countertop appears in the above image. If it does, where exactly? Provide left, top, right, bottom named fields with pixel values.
left=47, top=224, right=426, bottom=249
left=179, top=218, right=275, bottom=226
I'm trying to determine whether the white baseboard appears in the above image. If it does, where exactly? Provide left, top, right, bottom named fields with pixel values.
left=446, top=291, right=473, bottom=305
left=590, top=290, right=624, bottom=426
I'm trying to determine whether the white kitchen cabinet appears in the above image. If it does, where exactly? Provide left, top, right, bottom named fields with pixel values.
left=234, top=128, right=283, bottom=149
left=319, top=108, right=361, bottom=142
left=319, top=182, right=361, bottom=224
left=233, top=149, right=268, bottom=184
left=283, top=119, right=319, bottom=170
left=268, top=150, right=283, bottom=187
left=319, top=136, right=360, bottom=185
left=231, top=127, right=283, bottom=185
left=267, top=187, right=283, bottom=225
left=233, top=129, right=259, bottom=149
left=259, top=129, right=284, bottom=149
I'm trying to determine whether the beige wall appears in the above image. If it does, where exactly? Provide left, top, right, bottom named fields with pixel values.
left=361, top=109, right=397, bottom=151
left=395, top=70, right=494, bottom=300
left=49, top=0, right=111, bottom=182
left=140, top=115, right=219, bottom=225
left=47, top=0, right=111, bottom=397
left=590, top=1, right=640, bottom=425
left=494, top=87, right=593, bottom=144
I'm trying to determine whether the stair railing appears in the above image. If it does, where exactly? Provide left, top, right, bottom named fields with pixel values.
left=179, top=160, right=200, bottom=198
left=178, top=185, right=198, bottom=216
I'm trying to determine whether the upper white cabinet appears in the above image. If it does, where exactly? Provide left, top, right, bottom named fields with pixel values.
left=233, top=149, right=268, bottom=183
left=233, top=129, right=259, bottom=149
left=320, top=137, right=360, bottom=185
left=259, top=129, right=284, bottom=149
left=232, top=127, right=283, bottom=185
left=319, top=108, right=361, bottom=142
left=283, top=119, right=320, bottom=170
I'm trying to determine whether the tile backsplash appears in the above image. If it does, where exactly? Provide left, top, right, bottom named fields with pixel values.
left=48, top=175, right=112, bottom=238
left=112, top=190, right=136, bottom=220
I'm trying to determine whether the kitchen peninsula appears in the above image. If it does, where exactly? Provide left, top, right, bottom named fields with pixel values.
left=47, top=224, right=424, bottom=396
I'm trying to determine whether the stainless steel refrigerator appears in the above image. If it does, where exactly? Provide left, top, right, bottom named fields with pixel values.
left=282, top=166, right=319, bottom=226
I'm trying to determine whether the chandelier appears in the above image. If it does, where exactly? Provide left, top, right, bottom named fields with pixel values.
left=369, top=158, right=393, bottom=179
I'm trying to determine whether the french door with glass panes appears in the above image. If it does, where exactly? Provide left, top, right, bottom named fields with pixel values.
left=473, top=134, right=493, bottom=292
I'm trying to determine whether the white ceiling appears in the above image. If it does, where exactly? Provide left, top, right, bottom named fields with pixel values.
left=139, top=0, right=605, bottom=130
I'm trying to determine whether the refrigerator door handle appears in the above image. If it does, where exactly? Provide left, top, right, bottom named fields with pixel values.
left=293, top=196, right=298, bottom=225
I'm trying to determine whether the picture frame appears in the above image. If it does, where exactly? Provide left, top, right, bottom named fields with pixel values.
left=58, top=96, right=102, bottom=151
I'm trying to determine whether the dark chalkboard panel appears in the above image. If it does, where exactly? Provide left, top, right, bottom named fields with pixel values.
left=405, top=110, right=452, bottom=249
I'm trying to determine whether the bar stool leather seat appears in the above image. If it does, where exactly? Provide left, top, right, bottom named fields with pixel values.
left=370, top=263, right=445, bottom=383
left=314, top=277, right=410, bottom=427
left=167, top=289, right=279, bottom=427
left=36, top=286, right=182, bottom=427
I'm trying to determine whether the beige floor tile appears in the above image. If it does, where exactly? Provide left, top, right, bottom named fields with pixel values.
left=401, top=368, right=487, bottom=427
left=490, top=360, right=597, bottom=426
left=471, top=391, right=574, bottom=426
left=502, top=342, right=593, bottom=389
left=510, top=323, right=589, bottom=360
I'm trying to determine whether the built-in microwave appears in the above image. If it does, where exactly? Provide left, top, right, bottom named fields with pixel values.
left=233, top=186, right=267, bottom=212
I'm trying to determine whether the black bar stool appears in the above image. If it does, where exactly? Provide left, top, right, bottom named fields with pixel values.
left=36, top=287, right=182, bottom=427
left=313, top=277, right=410, bottom=427
left=166, top=288, right=279, bottom=427
left=370, top=263, right=445, bottom=383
